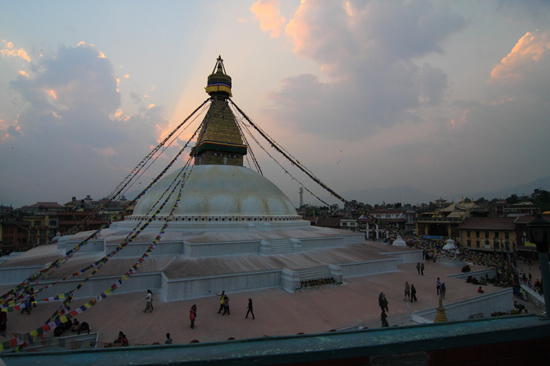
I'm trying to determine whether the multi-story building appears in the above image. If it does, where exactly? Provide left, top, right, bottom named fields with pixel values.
left=0, top=209, right=30, bottom=253
left=456, top=217, right=516, bottom=252
left=20, top=202, right=65, bottom=247
left=511, top=215, right=550, bottom=258
left=416, top=200, right=489, bottom=239
left=494, top=201, right=541, bottom=217
left=22, top=214, right=59, bottom=247
left=340, top=218, right=359, bottom=231
left=357, top=209, right=409, bottom=240
left=57, top=211, right=110, bottom=235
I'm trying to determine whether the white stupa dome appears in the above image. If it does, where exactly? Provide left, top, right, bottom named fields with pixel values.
left=392, top=236, right=407, bottom=247
left=130, top=165, right=301, bottom=223
left=442, top=238, right=456, bottom=251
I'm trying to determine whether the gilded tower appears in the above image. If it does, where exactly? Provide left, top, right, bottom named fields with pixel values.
left=191, top=56, right=248, bottom=166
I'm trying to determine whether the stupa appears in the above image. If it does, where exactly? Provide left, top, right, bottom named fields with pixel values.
left=0, top=57, right=421, bottom=303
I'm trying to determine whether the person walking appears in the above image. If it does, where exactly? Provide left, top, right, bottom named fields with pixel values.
left=190, top=304, right=197, bottom=329
left=420, top=263, right=424, bottom=275
left=223, top=295, right=230, bottom=315
left=404, top=281, right=410, bottom=301
left=381, top=310, right=389, bottom=327
left=440, top=282, right=446, bottom=299
left=416, top=262, right=421, bottom=275
left=21, top=293, right=32, bottom=315
left=144, top=290, right=153, bottom=313
left=246, top=298, right=255, bottom=319
left=410, top=284, right=417, bottom=302
left=216, top=291, right=225, bottom=314
left=436, top=278, right=441, bottom=295
left=378, top=292, right=389, bottom=312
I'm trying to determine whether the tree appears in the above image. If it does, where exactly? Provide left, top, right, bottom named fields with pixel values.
left=532, top=189, right=550, bottom=211
left=506, top=194, right=519, bottom=204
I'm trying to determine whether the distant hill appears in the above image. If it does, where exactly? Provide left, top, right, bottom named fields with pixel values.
left=340, top=186, right=437, bottom=206
left=466, top=175, right=550, bottom=201
left=333, top=176, right=550, bottom=206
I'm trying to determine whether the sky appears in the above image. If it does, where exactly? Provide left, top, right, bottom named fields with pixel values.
left=1, top=0, right=550, bottom=208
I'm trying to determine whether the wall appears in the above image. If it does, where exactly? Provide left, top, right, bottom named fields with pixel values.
left=412, top=288, right=513, bottom=322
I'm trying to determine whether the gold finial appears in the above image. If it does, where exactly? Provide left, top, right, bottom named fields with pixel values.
left=206, top=55, right=232, bottom=97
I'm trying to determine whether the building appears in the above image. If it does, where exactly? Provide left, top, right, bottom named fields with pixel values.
left=21, top=213, right=58, bottom=247
left=56, top=211, right=109, bottom=235
left=16, top=202, right=65, bottom=247
left=359, top=209, right=411, bottom=240
left=0, top=212, right=30, bottom=253
left=416, top=200, right=488, bottom=239
left=456, top=217, right=516, bottom=253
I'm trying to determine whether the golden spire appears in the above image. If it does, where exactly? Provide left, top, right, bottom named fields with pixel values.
left=192, top=56, right=247, bottom=166
left=434, top=298, right=448, bottom=323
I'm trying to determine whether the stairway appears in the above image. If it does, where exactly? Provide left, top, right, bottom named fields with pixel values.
left=261, top=238, right=296, bottom=254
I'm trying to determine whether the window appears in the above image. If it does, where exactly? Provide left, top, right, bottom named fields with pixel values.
left=494, top=231, right=499, bottom=239
left=467, top=240, right=471, bottom=247
left=466, top=231, right=471, bottom=238
left=505, top=232, right=510, bottom=239
left=34, top=220, right=41, bottom=226
left=49, top=220, right=57, bottom=226
left=476, top=231, right=480, bottom=238
left=495, top=241, right=500, bottom=250
left=40, top=238, right=46, bottom=244
left=476, top=240, right=480, bottom=248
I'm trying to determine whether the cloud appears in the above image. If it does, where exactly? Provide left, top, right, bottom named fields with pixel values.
left=250, top=0, right=287, bottom=38
left=0, top=40, right=31, bottom=62
left=490, top=30, right=550, bottom=82
left=265, top=0, right=463, bottom=138
left=418, top=63, right=448, bottom=107
left=496, top=1, right=550, bottom=22
left=0, top=44, right=169, bottom=205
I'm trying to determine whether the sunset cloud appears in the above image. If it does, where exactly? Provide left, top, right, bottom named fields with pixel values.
left=269, top=0, right=463, bottom=138
left=0, top=40, right=31, bottom=62
left=250, top=0, right=286, bottom=38
left=1, top=43, right=168, bottom=204
left=490, top=30, right=550, bottom=82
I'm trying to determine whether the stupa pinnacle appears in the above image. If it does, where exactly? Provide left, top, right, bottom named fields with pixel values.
left=192, top=56, right=247, bottom=167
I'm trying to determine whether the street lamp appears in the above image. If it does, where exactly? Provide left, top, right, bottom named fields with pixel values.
left=526, top=214, right=550, bottom=320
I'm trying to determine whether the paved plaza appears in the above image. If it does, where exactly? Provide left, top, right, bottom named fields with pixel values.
left=1, top=258, right=541, bottom=348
